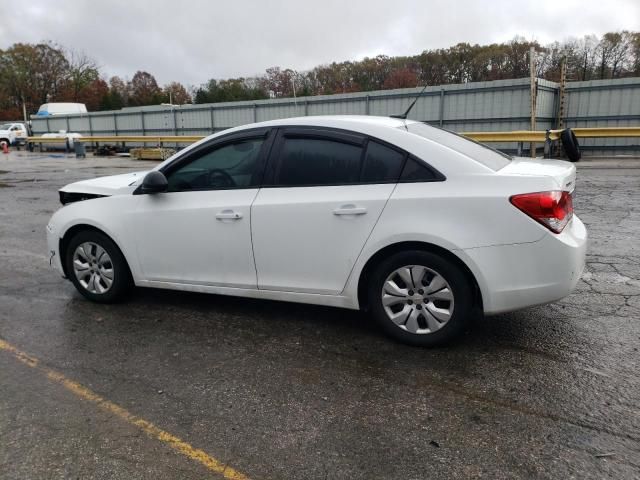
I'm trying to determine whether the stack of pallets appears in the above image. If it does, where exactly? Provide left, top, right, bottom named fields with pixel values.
left=130, top=148, right=176, bottom=161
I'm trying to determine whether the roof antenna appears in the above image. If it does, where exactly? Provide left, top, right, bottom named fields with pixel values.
left=390, top=83, right=429, bottom=120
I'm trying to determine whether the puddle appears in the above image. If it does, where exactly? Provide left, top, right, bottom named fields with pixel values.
left=3, top=178, right=41, bottom=184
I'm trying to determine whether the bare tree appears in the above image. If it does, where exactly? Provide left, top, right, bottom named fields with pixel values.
left=607, top=31, right=633, bottom=77
left=632, top=32, right=640, bottom=75
left=66, top=49, right=100, bottom=101
left=573, top=35, right=598, bottom=81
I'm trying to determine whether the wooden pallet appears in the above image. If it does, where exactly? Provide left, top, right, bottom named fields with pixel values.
left=130, top=148, right=176, bottom=161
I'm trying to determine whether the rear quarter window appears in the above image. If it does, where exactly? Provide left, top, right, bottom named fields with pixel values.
left=360, top=141, right=405, bottom=183
left=400, top=156, right=441, bottom=182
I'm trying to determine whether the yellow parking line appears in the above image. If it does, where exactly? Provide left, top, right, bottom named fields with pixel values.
left=0, top=338, right=249, bottom=480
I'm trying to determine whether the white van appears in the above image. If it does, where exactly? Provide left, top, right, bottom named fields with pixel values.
left=36, top=103, right=88, bottom=116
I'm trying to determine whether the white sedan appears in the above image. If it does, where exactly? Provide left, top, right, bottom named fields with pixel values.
left=46, top=116, right=587, bottom=346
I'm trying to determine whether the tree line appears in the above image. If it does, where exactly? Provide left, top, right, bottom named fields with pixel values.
left=0, top=43, right=192, bottom=120
left=1, top=31, right=638, bottom=121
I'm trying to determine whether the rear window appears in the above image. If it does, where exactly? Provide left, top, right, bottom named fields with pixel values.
left=403, top=123, right=511, bottom=171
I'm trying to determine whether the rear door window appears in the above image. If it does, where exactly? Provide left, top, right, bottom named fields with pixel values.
left=273, top=137, right=363, bottom=186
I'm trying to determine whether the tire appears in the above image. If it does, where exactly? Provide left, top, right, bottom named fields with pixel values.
left=65, top=230, right=132, bottom=303
left=560, top=128, right=581, bottom=162
left=368, top=250, right=474, bottom=347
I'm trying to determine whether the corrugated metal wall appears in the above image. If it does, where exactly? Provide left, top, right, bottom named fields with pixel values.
left=30, top=77, right=640, bottom=155
left=564, top=77, right=640, bottom=155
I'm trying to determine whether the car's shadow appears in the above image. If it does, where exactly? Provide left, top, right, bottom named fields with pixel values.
left=63, top=284, right=584, bottom=366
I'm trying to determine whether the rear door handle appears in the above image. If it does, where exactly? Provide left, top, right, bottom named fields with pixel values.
left=333, top=205, right=367, bottom=216
left=216, top=210, right=243, bottom=220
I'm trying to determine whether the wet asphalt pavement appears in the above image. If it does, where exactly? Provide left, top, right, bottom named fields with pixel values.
left=0, top=151, right=639, bottom=479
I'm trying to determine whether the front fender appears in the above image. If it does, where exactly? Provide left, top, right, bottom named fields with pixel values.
left=48, top=195, right=142, bottom=281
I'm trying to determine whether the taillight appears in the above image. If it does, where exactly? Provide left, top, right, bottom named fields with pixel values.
left=510, top=191, right=573, bottom=233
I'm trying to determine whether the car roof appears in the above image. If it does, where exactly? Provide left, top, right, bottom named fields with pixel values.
left=228, top=115, right=415, bottom=133
left=253, top=115, right=410, bottom=128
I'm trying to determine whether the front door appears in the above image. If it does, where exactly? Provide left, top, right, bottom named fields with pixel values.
left=132, top=131, right=271, bottom=287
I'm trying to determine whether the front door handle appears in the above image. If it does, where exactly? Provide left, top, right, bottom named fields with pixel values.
left=216, top=210, right=243, bottom=220
left=333, top=205, right=367, bottom=216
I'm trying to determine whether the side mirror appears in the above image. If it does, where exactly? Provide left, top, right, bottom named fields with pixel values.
left=136, top=171, right=168, bottom=195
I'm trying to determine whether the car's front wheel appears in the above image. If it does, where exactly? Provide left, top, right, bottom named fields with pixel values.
left=65, top=230, right=132, bottom=303
left=368, top=250, right=474, bottom=346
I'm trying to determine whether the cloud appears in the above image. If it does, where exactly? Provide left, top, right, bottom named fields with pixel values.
left=2, top=0, right=638, bottom=86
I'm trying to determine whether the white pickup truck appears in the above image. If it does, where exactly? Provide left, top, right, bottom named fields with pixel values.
left=0, top=122, right=29, bottom=146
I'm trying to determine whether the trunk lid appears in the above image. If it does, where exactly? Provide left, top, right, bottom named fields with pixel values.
left=498, top=157, right=576, bottom=192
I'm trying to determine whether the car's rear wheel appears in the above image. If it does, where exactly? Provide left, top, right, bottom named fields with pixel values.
left=368, top=250, right=473, bottom=346
left=65, top=230, right=132, bottom=303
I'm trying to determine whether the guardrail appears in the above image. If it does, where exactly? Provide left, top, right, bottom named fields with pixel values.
left=27, top=127, right=640, bottom=146
left=462, top=127, right=640, bottom=143
left=26, top=135, right=203, bottom=144
left=25, top=126, right=640, bottom=159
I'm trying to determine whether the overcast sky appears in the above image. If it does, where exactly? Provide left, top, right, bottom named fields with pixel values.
left=2, top=0, right=639, bottom=86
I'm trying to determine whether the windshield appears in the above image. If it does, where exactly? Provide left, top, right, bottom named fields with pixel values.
left=402, top=122, right=512, bottom=171
left=0, top=124, right=13, bottom=130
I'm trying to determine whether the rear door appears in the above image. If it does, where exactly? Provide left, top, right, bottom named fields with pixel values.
left=251, top=128, right=406, bottom=294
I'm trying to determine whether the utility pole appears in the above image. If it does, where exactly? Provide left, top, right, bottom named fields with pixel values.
left=529, top=46, right=537, bottom=158
left=555, top=58, right=568, bottom=158
left=556, top=58, right=568, bottom=130
left=291, top=77, right=297, bottom=107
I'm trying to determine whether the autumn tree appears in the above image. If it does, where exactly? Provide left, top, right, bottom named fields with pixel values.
left=417, top=49, right=448, bottom=86
left=383, top=67, right=418, bottom=89
left=0, top=73, right=22, bottom=120
left=163, top=81, right=192, bottom=104
left=77, top=78, right=109, bottom=111
left=104, top=76, right=128, bottom=109
left=261, top=67, right=300, bottom=97
left=0, top=42, right=69, bottom=116
left=128, top=71, right=162, bottom=106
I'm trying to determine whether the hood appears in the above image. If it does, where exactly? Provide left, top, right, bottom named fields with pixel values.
left=60, top=171, right=149, bottom=196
